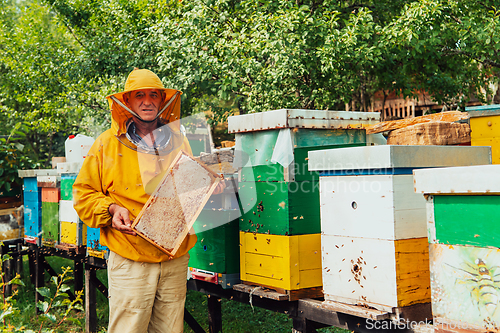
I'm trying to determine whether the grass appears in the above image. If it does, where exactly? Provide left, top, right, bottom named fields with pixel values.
left=6, top=255, right=347, bottom=333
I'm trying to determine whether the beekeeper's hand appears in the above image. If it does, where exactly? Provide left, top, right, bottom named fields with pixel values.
left=109, top=203, right=137, bottom=236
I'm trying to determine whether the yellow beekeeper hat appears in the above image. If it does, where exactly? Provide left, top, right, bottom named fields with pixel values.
left=106, top=68, right=183, bottom=135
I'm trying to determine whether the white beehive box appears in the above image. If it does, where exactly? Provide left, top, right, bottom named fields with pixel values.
left=58, top=200, right=78, bottom=223
left=310, top=145, right=492, bottom=313
left=322, top=234, right=430, bottom=311
left=320, top=174, right=427, bottom=240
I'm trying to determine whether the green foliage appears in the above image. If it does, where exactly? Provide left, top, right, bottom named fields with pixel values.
left=0, top=0, right=499, bottom=169
left=0, top=255, right=83, bottom=333
left=33, top=266, right=84, bottom=332
left=0, top=131, right=38, bottom=198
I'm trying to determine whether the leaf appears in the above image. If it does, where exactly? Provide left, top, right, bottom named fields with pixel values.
left=37, top=287, right=52, bottom=299
left=37, top=301, right=49, bottom=313
left=43, top=312, right=57, bottom=322
left=8, top=277, right=25, bottom=286
left=60, top=284, right=70, bottom=292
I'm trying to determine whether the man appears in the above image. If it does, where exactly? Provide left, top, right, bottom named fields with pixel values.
left=74, top=68, right=200, bottom=333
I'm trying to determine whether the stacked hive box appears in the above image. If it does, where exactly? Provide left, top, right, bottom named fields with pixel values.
left=188, top=175, right=241, bottom=288
left=19, top=169, right=58, bottom=245
left=467, top=104, right=500, bottom=164
left=308, top=145, right=491, bottom=319
left=39, top=175, right=60, bottom=247
left=188, top=148, right=241, bottom=288
left=59, top=174, right=86, bottom=247
left=229, top=109, right=379, bottom=295
left=414, top=164, right=500, bottom=330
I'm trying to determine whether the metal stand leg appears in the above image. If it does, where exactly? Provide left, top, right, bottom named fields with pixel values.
left=85, top=267, right=97, bottom=333
left=208, top=295, right=222, bottom=333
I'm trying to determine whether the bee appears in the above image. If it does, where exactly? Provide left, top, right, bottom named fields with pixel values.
left=446, top=258, right=500, bottom=318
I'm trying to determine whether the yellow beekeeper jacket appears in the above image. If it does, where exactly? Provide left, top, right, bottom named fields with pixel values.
left=73, top=69, right=197, bottom=262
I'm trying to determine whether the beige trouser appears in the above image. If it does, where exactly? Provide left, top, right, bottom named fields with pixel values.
left=107, top=251, right=189, bottom=333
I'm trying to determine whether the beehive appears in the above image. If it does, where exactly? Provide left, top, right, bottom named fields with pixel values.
left=39, top=174, right=60, bottom=247
left=239, top=231, right=322, bottom=291
left=19, top=169, right=58, bottom=245
left=86, top=226, right=109, bottom=259
left=414, top=164, right=500, bottom=330
left=309, top=145, right=491, bottom=311
left=132, top=151, right=221, bottom=257
left=467, top=104, right=500, bottom=164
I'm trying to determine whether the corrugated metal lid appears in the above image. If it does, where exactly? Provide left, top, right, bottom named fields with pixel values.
left=18, top=169, right=58, bottom=178
left=466, top=104, right=500, bottom=117
left=228, top=109, right=380, bottom=133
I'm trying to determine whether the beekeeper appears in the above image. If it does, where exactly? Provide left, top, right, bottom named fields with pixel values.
left=74, top=68, right=198, bottom=333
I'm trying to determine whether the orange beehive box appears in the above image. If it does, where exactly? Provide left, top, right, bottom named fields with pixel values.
left=41, top=188, right=60, bottom=203
left=132, top=151, right=221, bottom=257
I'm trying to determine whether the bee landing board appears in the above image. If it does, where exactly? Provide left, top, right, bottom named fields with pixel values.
left=132, top=151, right=221, bottom=257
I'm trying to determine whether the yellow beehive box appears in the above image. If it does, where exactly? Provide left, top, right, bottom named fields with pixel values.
left=60, top=220, right=86, bottom=246
left=468, top=104, right=500, bottom=164
left=239, top=231, right=322, bottom=291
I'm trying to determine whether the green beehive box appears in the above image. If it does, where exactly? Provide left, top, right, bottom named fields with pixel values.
left=42, top=201, right=59, bottom=246
left=238, top=180, right=320, bottom=235
left=433, top=195, right=500, bottom=248
left=60, top=174, right=77, bottom=200
left=189, top=210, right=240, bottom=274
left=239, top=129, right=366, bottom=182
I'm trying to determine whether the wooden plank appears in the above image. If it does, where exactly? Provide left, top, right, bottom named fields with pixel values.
left=233, top=283, right=322, bottom=301
left=320, top=300, right=390, bottom=320
left=233, top=283, right=289, bottom=301
left=365, top=111, right=468, bottom=134
left=434, top=195, right=500, bottom=247
left=132, top=151, right=221, bottom=257
left=386, top=122, right=470, bottom=145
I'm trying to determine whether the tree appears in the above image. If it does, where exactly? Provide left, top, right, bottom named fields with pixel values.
left=1, top=0, right=499, bottom=162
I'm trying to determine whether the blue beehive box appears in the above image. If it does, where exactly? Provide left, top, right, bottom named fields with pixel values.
left=23, top=177, right=42, bottom=245
left=86, top=226, right=109, bottom=259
